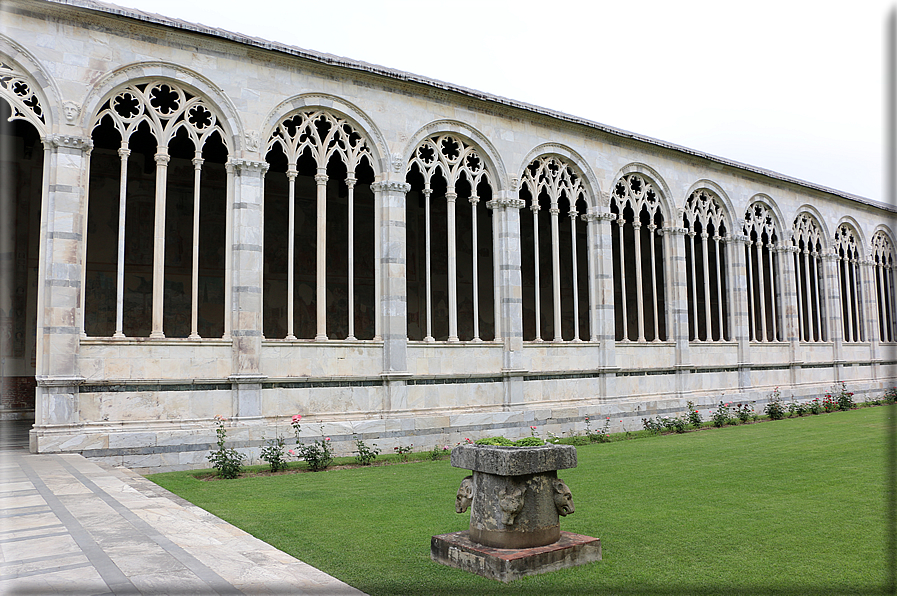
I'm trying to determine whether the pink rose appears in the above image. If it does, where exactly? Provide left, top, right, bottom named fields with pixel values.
left=292, top=414, right=302, bottom=423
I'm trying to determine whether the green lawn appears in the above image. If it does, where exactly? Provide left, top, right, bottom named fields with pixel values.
left=149, top=406, right=895, bottom=596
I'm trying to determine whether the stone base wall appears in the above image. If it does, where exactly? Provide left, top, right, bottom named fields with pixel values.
left=29, top=375, right=897, bottom=474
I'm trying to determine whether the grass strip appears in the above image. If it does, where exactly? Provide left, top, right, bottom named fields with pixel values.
left=150, top=406, right=894, bottom=596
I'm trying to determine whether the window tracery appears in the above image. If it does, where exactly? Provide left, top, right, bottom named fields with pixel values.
left=833, top=224, right=864, bottom=342
left=406, top=134, right=494, bottom=342
left=86, top=81, right=230, bottom=339
left=610, top=173, right=666, bottom=342
left=871, top=231, right=895, bottom=342
left=792, top=212, right=826, bottom=342
left=684, top=190, right=729, bottom=341
left=264, top=110, right=376, bottom=341
left=742, top=202, right=781, bottom=342
left=519, top=156, right=590, bottom=342
left=0, top=61, right=45, bottom=130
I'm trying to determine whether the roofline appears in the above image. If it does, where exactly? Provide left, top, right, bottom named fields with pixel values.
left=37, top=0, right=897, bottom=214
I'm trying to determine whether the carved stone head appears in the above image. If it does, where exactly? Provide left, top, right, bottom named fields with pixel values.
left=553, top=479, right=574, bottom=516
left=63, top=101, right=80, bottom=124
left=455, top=475, right=473, bottom=513
left=496, top=485, right=526, bottom=526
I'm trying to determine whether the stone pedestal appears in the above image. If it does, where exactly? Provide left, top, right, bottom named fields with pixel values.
left=432, top=444, right=601, bottom=581
left=431, top=530, right=601, bottom=583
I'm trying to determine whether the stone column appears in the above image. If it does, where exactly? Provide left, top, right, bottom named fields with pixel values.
left=371, top=180, right=412, bottom=412
left=229, top=159, right=269, bottom=418
left=727, top=230, right=752, bottom=390
left=861, top=258, right=880, bottom=377
left=315, top=169, right=328, bottom=341
left=662, top=223, right=690, bottom=395
left=488, top=190, right=525, bottom=409
left=34, top=134, right=92, bottom=428
left=150, top=150, right=170, bottom=339
left=823, top=252, right=843, bottom=379
left=778, top=245, right=802, bottom=384
left=592, top=210, right=617, bottom=398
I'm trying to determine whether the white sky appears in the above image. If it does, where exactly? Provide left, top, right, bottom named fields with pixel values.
left=111, top=0, right=893, bottom=203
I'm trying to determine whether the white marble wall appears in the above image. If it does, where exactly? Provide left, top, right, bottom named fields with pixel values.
left=3, top=0, right=895, bottom=469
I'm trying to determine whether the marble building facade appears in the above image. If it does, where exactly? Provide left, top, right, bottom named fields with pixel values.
left=1, top=0, right=894, bottom=472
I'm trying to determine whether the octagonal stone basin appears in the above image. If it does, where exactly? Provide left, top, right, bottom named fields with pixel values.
left=451, top=444, right=577, bottom=549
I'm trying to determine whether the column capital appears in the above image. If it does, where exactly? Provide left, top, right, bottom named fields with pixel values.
left=345, top=175, right=357, bottom=188
left=549, top=207, right=560, bottom=215
left=663, top=226, right=688, bottom=236
left=486, top=196, right=525, bottom=210
left=286, top=168, right=298, bottom=181
left=314, top=173, right=329, bottom=184
left=370, top=180, right=411, bottom=193
left=43, top=133, right=93, bottom=151
left=469, top=195, right=480, bottom=205
left=117, top=147, right=131, bottom=158
left=192, top=156, right=204, bottom=168
left=154, top=152, right=170, bottom=165
left=229, top=158, right=270, bottom=174
left=445, top=191, right=458, bottom=203
left=593, top=211, right=616, bottom=222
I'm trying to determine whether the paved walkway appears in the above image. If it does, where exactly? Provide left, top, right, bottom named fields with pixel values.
left=0, top=422, right=365, bottom=595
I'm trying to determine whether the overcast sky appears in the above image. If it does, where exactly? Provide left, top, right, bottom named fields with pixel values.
left=112, top=0, right=893, bottom=203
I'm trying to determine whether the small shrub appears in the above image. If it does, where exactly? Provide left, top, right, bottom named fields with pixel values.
left=260, top=434, right=289, bottom=472
left=513, top=436, right=545, bottom=447
left=734, top=403, right=754, bottom=424
left=393, top=444, right=413, bottom=461
left=586, top=416, right=612, bottom=443
left=822, top=393, right=837, bottom=413
left=884, top=387, right=897, bottom=404
left=711, top=402, right=733, bottom=427
left=353, top=435, right=380, bottom=466
left=295, top=425, right=333, bottom=471
left=475, top=436, right=515, bottom=446
left=642, top=417, right=663, bottom=434
left=764, top=388, right=786, bottom=421
left=686, top=401, right=703, bottom=428
left=788, top=400, right=807, bottom=417
left=207, top=415, right=244, bottom=479
left=831, top=382, right=855, bottom=411
left=807, top=397, right=822, bottom=415
left=429, top=444, right=450, bottom=460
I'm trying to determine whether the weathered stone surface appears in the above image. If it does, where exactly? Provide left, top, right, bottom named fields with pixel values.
left=430, top=530, right=601, bottom=582
left=451, top=444, right=577, bottom=476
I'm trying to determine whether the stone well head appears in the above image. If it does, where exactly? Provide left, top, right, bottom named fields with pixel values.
left=451, top=444, right=577, bottom=549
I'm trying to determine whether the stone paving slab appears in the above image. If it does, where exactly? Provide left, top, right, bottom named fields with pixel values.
left=0, top=449, right=366, bottom=595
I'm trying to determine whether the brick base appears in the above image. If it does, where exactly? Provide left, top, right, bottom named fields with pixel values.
left=430, top=530, right=601, bottom=582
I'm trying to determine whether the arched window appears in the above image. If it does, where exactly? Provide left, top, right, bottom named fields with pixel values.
left=610, top=173, right=666, bottom=342
left=871, top=231, right=895, bottom=342
left=405, top=134, right=494, bottom=342
left=792, top=212, right=826, bottom=342
left=742, top=202, right=782, bottom=342
left=519, top=156, right=590, bottom=342
left=263, top=110, right=376, bottom=340
left=834, top=224, right=864, bottom=342
left=86, top=81, right=230, bottom=338
left=684, top=190, right=729, bottom=341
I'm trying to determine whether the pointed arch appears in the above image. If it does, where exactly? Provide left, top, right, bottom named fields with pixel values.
left=403, top=123, right=499, bottom=342
left=871, top=229, right=895, bottom=342
left=81, top=62, right=241, bottom=151
left=792, top=209, right=827, bottom=342
left=833, top=219, right=865, bottom=342
left=518, top=143, right=601, bottom=212
left=84, top=76, right=233, bottom=339
left=262, top=102, right=381, bottom=341
left=0, top=36, right=60, bottom=135
left=742, top=197, right=783, bottom=343
left=683, top=186, right=731, bottom=342
left=518, top=152, right=591, bottom=342
left=609, top=166, right=669, bottom=342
